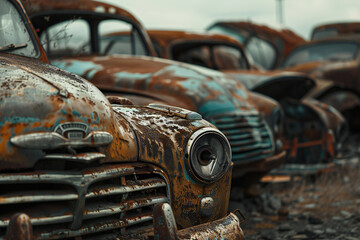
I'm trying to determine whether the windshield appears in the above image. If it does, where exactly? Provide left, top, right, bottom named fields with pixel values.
left=311, top=28, right=338, bottom=40
left=39, top=16, right=148, bottom=58
left=0, top=0, right=38, bottom=57
left=172, top=44, right=248, bottom=70
left=208, top=25, right=277, bottom=69
left=283, top=42, right=358, bottom=67
left=208, top=25, right=245, bottom=43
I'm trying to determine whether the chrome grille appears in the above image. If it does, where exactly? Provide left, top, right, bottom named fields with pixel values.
left=210, top=112, right=274, bottom=163
left=0, top=164, right=169, bottom=239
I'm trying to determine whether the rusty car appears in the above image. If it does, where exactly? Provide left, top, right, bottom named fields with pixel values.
left=207, top=21, right=306, bottom=70
left=147, top=30, right=348, bottom=174
left=0, top=0, right=245, bottom=239
left=23, top=0, right=287, bottom=183
left=280, top=36, right=360, bottom=128
left=311, top=22, right=360, bottom=40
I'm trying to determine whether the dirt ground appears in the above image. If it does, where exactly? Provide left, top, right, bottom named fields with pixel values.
left=230, top=135, right=360, bottom=240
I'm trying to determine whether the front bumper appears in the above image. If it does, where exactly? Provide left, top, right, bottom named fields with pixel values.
left=154, top=203, right=245, bottom=240
left=6, top=203, right=245, bottom=240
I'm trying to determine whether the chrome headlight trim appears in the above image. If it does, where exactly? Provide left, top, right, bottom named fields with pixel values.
left=185, top=127, right=232, bottom=183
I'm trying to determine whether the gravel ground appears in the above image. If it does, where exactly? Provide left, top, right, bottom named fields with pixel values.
left=229, top=135, right=360, bottom=240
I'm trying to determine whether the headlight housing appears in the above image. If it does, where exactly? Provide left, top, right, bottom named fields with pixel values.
left=186, top=127, right=231, bottom=183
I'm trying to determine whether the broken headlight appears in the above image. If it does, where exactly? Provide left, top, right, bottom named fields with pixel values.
left=186, top=127, right=231, bottom=183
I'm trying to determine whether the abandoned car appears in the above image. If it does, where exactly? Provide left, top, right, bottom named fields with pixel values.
left=147, top=30, right=348, bottom=172
left=311, top=22, right=360, bottom=40
left=0, top=0, right=245, bottom=239
left=207, top=21, right=306, bottom=70
left=24, top=0, right=287, bottom=182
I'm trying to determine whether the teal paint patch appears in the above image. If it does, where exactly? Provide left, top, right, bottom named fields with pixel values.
left=72, top=110, right=81, bottom=118
left=159, top=65, right=208, bottom=80
left=233, top=88, right=248, bottom=99
left=91, top=112, right=100, bottom=123
left=191, top=121, right=205, bottom=128
left=52, top=60, right=103, bottom=79
left=183, top=163, right=199, bottom=185
left=0, top=116, right=41, bottom=127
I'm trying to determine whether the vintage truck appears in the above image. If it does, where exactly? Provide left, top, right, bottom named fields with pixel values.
left=0, top=0, right=245, bottom=239
left=147, top=30, right=348, bottom=172
left=23, top=0, right=287, bottom=182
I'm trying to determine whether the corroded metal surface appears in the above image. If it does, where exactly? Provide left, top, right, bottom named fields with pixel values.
left=6, top=213, right=32, bottom=240
left=153, top=203, right=245, bottom=240
left=2, top=0, right=241, bottom=238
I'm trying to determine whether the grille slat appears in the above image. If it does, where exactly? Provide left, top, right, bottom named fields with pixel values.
left=86, top=178, right=166, bottom=198
left=0, top=164, right=169, bottom=239
left=84, top=196, right=168, bottom=220
left=0, top=189, right=77, bottom=205
left=211, top=113, right=274, bottom=163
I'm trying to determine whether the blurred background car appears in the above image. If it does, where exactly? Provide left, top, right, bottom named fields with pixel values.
left=147, top=29, right=348, bottom=174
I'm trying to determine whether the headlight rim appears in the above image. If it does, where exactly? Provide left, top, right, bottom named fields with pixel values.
left=185, top=127, right=232, bottom=184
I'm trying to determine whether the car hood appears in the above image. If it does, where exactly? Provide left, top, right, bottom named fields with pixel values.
left=53, top=55, right=256, bottom=118
left=224, top=70, right=316, bottom=100
left=283, top=60, right=357, bottom=78
left=0, top=54, right=123, bottom=170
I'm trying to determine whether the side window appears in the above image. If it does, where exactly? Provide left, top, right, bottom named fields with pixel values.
left=99, top=20, right=146, bottom=56
left=246, top=37, right=277, bottom=70
left=173, top=46, right=213, bottom=68
left=40, top=19, right=90, bottom=58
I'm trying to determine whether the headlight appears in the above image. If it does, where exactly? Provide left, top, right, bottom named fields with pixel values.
left=186, top=127, right=231, bottom=183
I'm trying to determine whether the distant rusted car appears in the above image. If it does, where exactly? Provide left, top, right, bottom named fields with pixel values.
left=24, top=0, right=287, bottom=182
left=281, top=36, right=360, bottom=128
left=0, top=0, right=245, bottom=239
left=147, top=30, right=348, bottom=172
left=311, top=22, right=360, bottom=40
left=207, top=21, right=306, bottom=70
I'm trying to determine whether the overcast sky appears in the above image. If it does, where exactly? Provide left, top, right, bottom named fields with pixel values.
left=102, top=0, right=360, bottom=40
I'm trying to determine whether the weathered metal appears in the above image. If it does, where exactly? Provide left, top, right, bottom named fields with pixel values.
left=24, top=0, right=286, bottom=182
left=145, top=30, right=348, bottom=169
left=207, top=21, right=306, bottom=69
left=311, top=22, right=360, bottom=40
left=280, top=36, right=360, bottom=129
left=153, top=203, right=245, bottom=240
left=1, top=0, right=245, bottom=239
